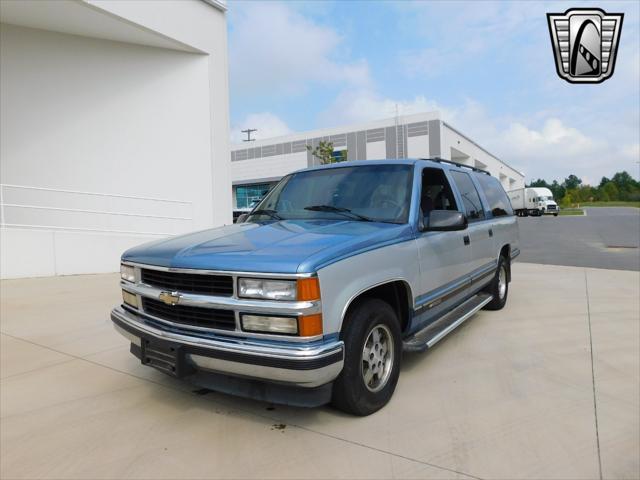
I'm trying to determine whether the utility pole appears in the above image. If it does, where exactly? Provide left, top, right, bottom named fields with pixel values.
left=241, top=129, right=257, bottom=142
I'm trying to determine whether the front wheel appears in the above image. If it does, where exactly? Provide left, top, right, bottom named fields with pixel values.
left=553, top=213, right=558, bottom=217
left=483, top=255, right=509, bottom=310
left=332, top=298, right=401, bottom=416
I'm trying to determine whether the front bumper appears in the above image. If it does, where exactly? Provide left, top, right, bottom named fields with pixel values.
left=111, top=306, right=344, bottom=388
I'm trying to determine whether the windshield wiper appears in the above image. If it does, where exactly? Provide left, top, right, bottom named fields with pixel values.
left=250, top=209, right=282, bottom=220
left=304, top=205, right=373, bottom=222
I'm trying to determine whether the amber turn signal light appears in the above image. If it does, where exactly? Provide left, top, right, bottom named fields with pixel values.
left=297, top=277, right=320, bottom=301
left=298, top=314, right=323, bottom=336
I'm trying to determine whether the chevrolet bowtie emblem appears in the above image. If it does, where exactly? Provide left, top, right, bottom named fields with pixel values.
left=159, top=291, right=181, bottom=306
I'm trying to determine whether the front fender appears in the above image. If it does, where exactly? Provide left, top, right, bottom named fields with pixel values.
left=317, top=238, right=420, bottom=335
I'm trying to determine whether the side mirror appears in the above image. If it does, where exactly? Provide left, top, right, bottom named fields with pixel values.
left=425, top=210, right=467, bottom=231
left=236, top=213, right=248, bottom=223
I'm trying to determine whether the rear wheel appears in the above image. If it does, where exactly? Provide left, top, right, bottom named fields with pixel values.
left=332, top=298, right=401, bottom=416
left=483, top=255, right=509, bottom=310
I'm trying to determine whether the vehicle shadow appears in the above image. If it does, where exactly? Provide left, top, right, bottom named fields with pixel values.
left=149, top=318, right=478, bottom=426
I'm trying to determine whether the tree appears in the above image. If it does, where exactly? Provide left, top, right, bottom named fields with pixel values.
left=524, top=171, right=639, bottom=203
left=602, top=181, right=619, bottom=201
left=306, top=141, right=347, bottom=165
left=599, top=176, right=610, bottom=188
left=563, top=174, right=582, bottom=190
left=550, top=180, right=565, bottom=201
left=610, top=171, right=640, bottom=200
left=561, top=191, right=574, bottom=207
left=527, top=178, right=551, bottom=188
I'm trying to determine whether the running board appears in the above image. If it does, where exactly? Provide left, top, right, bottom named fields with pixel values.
left=403, top=293, right=493, bottom=353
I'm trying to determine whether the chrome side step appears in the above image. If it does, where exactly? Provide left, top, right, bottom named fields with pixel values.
left=402, top=293, right=493, bottom=353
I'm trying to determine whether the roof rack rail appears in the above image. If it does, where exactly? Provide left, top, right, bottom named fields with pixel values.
left=422, top=157, right=491, bottom=175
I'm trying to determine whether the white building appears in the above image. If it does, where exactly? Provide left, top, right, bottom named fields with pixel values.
left=231, top=112, right=524, bottom=209
left=0, top=0, right=231, bottom=279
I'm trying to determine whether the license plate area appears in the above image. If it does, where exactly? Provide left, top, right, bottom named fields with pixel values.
left=140, top=338, right=193, bottom=378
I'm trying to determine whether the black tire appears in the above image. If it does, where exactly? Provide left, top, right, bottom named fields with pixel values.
left=553, top=213, right=558, bottom=217
left=483, top=255, right=509, bottom=310
left=331, top=298, right=402, bottom=416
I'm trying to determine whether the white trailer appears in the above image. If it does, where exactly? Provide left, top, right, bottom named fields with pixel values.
left=508, top=187, right=559, bottom=217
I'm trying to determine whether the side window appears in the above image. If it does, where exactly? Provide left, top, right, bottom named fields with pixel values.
left=475, top=173, right=514, bottom=217
left=450, top=171, right=485, bottom=221
left=420, top=168, right=458, bottom=216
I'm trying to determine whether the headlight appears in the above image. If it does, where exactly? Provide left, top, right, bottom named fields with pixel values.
left=120, top=264, right=135, bottom=283
left=237, top=277, right=320, bottom=301
left=238, top=278, right=297, bottom=301
left=241, top=314, right=298, bottom=335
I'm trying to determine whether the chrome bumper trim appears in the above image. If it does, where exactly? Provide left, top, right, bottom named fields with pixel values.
left=121, top=281, right=321, bottom=316
left=111, top=307, right=343, bottom=387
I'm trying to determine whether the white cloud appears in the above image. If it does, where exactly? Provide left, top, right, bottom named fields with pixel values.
left=230, top=112, right=292, bottom=144
left=467, top=116, right=636, bottom=183
left=501, top=118, right=599, bottom=157
left=621, top=143, right=640, bottom=160
left=318, top=88, right=454, bottom=126
left=321, top=88, right=636, bottom=182
left=396, top=1, right=539, bottom=78
left=228, top=2, right=370, bottom=97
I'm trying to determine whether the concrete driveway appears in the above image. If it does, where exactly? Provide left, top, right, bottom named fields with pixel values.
left=1, top=263, right=639, bottom=479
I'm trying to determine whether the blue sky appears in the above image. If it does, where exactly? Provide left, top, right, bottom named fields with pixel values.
left=227, top=1, right=639, bottom=184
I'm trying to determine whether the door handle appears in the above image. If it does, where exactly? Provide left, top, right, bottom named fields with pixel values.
left=488, top=228, right=493, bottom=237
left=463, top=235, right=470, bottom=246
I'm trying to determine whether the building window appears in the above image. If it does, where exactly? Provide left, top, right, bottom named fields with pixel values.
left=235, top=183, right=272, bottom=209
left=331, top=148, right=348, bottom=163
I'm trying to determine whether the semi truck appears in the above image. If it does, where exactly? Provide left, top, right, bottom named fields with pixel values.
left=508, top=187, right=559, bottom=217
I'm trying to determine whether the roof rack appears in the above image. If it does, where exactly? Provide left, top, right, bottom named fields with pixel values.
left=421, top=157, right=491, bottom=175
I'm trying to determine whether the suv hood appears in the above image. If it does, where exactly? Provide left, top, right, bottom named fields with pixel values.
left=123, top=220, right=414, bottom=274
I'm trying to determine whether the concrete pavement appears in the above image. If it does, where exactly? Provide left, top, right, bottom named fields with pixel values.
left=517, top=207, right=640, bottom=271
left=1, top=263, right=639, bottom=479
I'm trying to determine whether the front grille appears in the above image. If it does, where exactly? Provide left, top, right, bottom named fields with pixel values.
left=141, top=269, right=233, bottom=296
left=142, top=298, right=236, bottom=330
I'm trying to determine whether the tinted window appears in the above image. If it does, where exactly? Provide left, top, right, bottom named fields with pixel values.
left=249, top=164, right=413, bottom=224
left=475, top=174, right=514, bottom=217
left=450, top=171, right=485, bottom=221
left=420, top=168, right=458, bottom=215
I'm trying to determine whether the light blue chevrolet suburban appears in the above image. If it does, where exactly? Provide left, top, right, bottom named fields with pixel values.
left=112, top=159, right=519, bottom=415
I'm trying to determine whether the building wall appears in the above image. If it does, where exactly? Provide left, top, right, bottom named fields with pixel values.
left=230, top=113, right=525, bottom=208
left=233, top=151, right=307, bottom=186
left=90, top=0, right=232, bottom=226
left=0, top=14, right=228, bottom=278
left=440, top=122, right=524, bottom=190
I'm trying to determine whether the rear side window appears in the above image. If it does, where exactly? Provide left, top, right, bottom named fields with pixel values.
left=475, top=174, right=514, bottom=217
left=450, top=171, right=485, bottom=221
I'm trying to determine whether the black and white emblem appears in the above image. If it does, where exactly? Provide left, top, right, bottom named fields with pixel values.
left=547, top=8, right=623, bottom=84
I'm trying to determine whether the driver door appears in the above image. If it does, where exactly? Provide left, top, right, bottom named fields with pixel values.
left=413, top=167, right=472, bottom=323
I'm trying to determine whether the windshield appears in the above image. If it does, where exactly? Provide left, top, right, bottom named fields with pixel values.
left=247, top=164, right=413, bottom=224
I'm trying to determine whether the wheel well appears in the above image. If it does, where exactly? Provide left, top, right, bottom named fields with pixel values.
left=342, top=281, right=411, bottom=335
left=499, top=244, right=511, bottom=281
